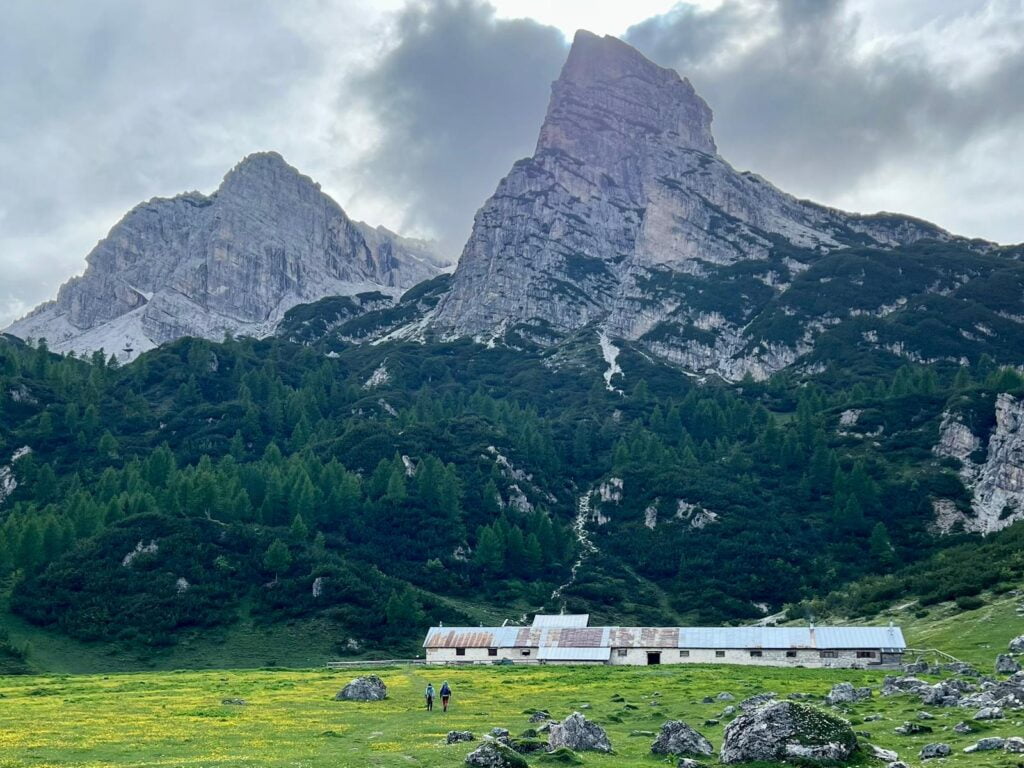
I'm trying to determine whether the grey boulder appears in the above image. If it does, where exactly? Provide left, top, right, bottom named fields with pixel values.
left=964, top=737, right=1005, bottom=753
left=651, top=720, right=713, bottom=756
left=973, top=706, right=1004, bottom=720
left=996, top=654, right=1021, bottom=674
left=1009, top=635, right=1024, bottom=653
left=448, top=731, right=475, bottom=744
left=548, top=712, right=612, bottom=753
left=464, top=741, right=527, bottom=768
left=335, top=675, right=387, bottom=701
left=738, top=692, right=777, bottom=711
left=720, top=701, right=858, bottom=764
left=919, top=743, right=951, bottom=760
left=866, top=744, right=898, bottom=762
left=1006, top=736, right=1024, bottom=753
left=825, top=683, right=872, bottom=706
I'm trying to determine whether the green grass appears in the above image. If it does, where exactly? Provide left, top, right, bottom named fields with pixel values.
left=0, top=662, right=1019, bottom=767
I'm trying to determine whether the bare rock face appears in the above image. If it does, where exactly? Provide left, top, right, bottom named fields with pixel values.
left=825, top=683, right=872, bottom=706
left=933, top=394, right=1024, bottom=533
left=548, top=711, right=612, bottom=753
left=721, top=701, right=858, bottom=764
left=335, top=675, right=387, bottom=701
left=431, top=30, right=954, bottom=380
left=651, top=720, right=713, bottom=756
left=6, top=152, right=448, bottom=360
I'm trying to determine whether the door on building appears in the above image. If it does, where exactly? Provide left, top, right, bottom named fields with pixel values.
left=647, top=652, right=661, bottom=665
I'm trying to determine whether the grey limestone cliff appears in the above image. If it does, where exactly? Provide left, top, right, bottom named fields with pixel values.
left=6, top=152, right=448, bottom=360
left=431, top=30, right=956, bottom=379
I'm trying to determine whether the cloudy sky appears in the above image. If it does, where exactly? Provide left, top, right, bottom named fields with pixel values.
left=2, top=0, right=1022, bottom=327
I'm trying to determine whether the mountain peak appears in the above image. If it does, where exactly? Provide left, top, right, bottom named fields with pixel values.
left=536, top=31, right=716, bottom=159
left=220, top=151, right=319, bottom=195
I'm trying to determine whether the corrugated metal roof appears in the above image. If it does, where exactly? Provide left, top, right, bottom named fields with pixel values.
left=422, top=626, right=522, bottom=648
left=425, top=624, right=905, bottom=651
left=532, top=614, right=590, bottom=628
left=537, top=646, right=611, bottom=661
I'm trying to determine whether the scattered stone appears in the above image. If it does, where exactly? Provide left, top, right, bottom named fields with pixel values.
left=738, top=692, right=777, bottom=711
left=997, top=654, right=1021, bottom=674
left=220, top=698, right=246, bottom=706
left=944, top=662, right=979, bottom=677
left=919, top=743, right=951, bottom=760
left=902, top=660, right=930, bottom=674
left=917, top=711, right=934, bottom=719
left=882, top=677, right=928, bottom=697
left=527, top=710, right=551, bottom=723
left=887, top=763, right=909, bottom=768
left=716, top=692, right=735, bottom=701
left=825, top=683, right=872, bottom=706
left=720, top=701, right=857, bottom=764
left=464, top=741, right=528, bottom=768
left=964, top=737, right=1006, bottom=753
left=921, top=679, right=969, bottom=707
left=894, top=721, right=932, bottom=735
left=651, top=720, right=713, bottom=756
left=864, top=714, right=885, bottom=722
left=721, top=706, right=736, bottom=716
left=334, top=675, right=387, bottom=701
left=973, top=706, right=1004, bottom=720
left=1006, top=736, right=1024, bottom=753
left=866, top=744, right=898, bottom=762
left=701, top=696, right=714, bottom=704
left=548, top=712, right=611, bottom=753
left=448, top=731, right=475, bottom=744
left=954, top=721, right=974, bottom=734
left=677, top=760, right=704, bottom=768
left=1010, top=635, right=1024, bottom=653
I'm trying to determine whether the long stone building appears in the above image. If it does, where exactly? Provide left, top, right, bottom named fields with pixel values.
left=423, top=614, right=906, bottom=668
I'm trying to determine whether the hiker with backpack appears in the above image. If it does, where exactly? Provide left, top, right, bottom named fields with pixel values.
left=424, top=682, right=435, bottom=711
left=439, top=681, right=452, bottom=712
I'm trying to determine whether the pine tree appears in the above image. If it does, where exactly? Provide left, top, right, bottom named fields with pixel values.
left=289, top=513, right=309, bottom=542
left=263, top=539, right=292, bottom=580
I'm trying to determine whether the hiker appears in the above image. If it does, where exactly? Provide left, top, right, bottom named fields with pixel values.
left=440, top=680, right=451, bottom=712
left=425, top=682, right=435, bottom=711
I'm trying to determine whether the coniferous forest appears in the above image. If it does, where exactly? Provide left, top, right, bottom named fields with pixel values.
left=2, top=320, right=1023, bottom=659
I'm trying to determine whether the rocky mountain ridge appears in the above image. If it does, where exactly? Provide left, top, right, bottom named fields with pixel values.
left=429, top=31, right=1013, bottom=380
left=5, top=152, right=449, bottom=360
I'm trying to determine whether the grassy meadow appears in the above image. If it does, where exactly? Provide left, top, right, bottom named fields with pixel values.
left=0, top=592, right=1022, bottom=767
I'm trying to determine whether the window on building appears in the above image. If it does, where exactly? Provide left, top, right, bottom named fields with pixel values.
left=749, top=651, right=763, bottom=658
left=521, top=649, right=531, bottom=656
left=786, top=651, right=797, bottom=658
left=455, top=647, right=466, bottom=656
left=715, top=651, right=725, bottom=658
left=820, top=650, right=838, bottom=658
left=679, top=650, right=690, bottom=657
left=856, top=651, right=876, bottom=659
left=488, top=648, right=498, bottom=657
left=616, top=649, right=628, bottom=657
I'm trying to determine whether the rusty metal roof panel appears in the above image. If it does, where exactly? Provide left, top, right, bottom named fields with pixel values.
left=553, top=628, right=606, bottom=648
left=422, top=627, right=522, bottom=648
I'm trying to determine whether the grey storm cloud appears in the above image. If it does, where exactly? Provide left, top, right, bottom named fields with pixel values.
left=345, top=0, right=568, bottom=254
left=625, top=0, right=1024, bottom=227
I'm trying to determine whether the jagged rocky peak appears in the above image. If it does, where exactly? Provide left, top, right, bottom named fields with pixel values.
left=430, top=30, right=986, bottom=380
left=537, top=30, right=716, bottom=161
left=6, top=151, right=448, bottom=360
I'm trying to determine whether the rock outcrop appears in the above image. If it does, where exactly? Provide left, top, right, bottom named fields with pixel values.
left=334, top=675, right=387, bottom=701
left=6, top=152, right=448, bottom=360
left=548, top=712, right=612, bottom=753
left=720, top=701, right=858, bottom=764
left=825, top=683, right=872, bottom=706
left=430, top=31, right=972, bottom=381
left=933, top=394, right=1024, bottom=533
left=464, top=741, right=527, bottom=768
left=650, top=720, right=713, bottom=756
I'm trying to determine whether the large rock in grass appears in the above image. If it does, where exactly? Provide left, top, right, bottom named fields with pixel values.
left=825, top=683, right=872, bottom=706
left=448, top=731, right=475, bottom=744
left=464, top=741, right=528, bottom=768
left=1009, top=635, right=1024, bottom=653
left=919, top=743, right=950, bottom=760
left=996, top=654, right=1021, bottom=674
left=721, top=701, right=857, bottom=764
left=964, top=737, right=1006, bottom=753
left=548, top=712, right=612, bottom=753
left=334, top=675, right=387, bottom=701
left=651, top=720, right=713, bottom=756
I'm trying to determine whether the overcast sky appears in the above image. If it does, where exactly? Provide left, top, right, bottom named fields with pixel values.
left=2, top=0, right=1022, bottom=327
